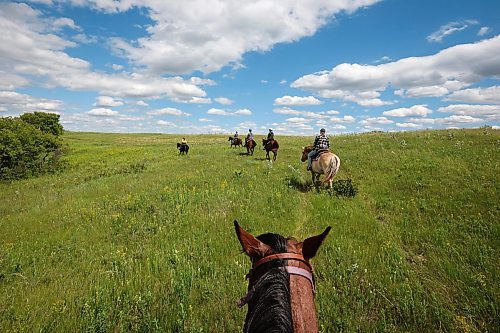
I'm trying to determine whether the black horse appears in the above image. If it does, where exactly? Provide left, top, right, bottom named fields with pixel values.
left=176, top=143, right=189, bottom=155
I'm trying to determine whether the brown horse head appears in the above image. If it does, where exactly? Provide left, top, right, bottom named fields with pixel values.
left=301, top=145, right=314, bottom=162
left=234, top=220, right=331, bottom=332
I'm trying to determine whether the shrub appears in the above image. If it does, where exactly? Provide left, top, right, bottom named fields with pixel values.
left=20, top=112, right=63, bottom=137
left=332, top=179, right=358, bottom=197
left=0, top=115, right=64, bottom=180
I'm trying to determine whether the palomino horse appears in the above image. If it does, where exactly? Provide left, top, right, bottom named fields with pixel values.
left=176, top=143, right=189, bottom=155
left=245, top=139, right=257, bottom=155
left=234, top=220, right=331, bottom=333
left=229, top=136, right=243, bottom=148
left=262, top=138, right=279, bottom=161
left=301, top=146, right=340, bottom=189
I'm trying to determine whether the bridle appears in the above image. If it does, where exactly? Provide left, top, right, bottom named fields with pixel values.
left=238, top=253, right=315, bottom=308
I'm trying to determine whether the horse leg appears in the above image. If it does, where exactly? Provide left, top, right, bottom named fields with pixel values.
left=273, top=151, right=277, bottom=161
left=311, top=172, right=321, bottom=190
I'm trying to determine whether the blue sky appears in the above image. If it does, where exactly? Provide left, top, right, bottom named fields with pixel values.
left=1, top=0, right=499, bottom=135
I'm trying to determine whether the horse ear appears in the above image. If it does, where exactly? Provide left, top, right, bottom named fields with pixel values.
left=234, top=220, right=272, bottom=258
left=301, top=226, right=331, bottom=260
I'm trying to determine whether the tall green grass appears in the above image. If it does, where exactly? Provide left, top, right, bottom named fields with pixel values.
left=0, top=129, right=498, bottom=332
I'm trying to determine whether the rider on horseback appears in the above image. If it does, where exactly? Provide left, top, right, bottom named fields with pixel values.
left=233, top=131, right=239, bottom=145
left=307, top=128, right=329, bottom=171
left=245, top=129, right=254, bottom=146
left=264, top=128, right=274, bottom=149
left=267, top=129, right=274, bottom=141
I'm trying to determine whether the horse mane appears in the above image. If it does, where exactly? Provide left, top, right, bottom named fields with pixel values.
left=244, top=233, right=293, bottom=333
left=303, top=145, right=313, bottom=153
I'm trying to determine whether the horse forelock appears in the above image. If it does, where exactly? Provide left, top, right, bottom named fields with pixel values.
left=256, top=233, right=288, bottom=254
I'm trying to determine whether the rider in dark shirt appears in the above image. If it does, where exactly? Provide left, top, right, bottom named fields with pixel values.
left=267, top=129, right=274, bottom=141
left=264, top=129, right=274, bottom=149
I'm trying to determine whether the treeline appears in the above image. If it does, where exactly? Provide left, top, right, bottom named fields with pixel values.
left=0, top=112, right=65, bottom=180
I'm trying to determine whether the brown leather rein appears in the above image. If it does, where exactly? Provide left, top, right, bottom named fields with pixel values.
left=238, top=253, right=315, bottom=308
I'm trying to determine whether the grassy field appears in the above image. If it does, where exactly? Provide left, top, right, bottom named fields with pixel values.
left=0, top=128, right=498, bottom=332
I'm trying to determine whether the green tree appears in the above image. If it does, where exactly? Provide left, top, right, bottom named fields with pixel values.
left=0, top=116, right=63, bottom=180
left=20, top=112, right=64, bottom=136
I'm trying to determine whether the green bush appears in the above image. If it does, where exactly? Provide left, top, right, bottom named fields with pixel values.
left=0, top=115, right=64, bottom=180
left=332, top=178, right=358, bottom=197
left=20, top=112, right=64, bottom=136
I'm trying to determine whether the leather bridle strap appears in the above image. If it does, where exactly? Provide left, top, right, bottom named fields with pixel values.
left=252, top=253, right=313, bottom=271
left=285, top=266, right=316, bottom=293
left=238, top=253, right=315, bottom=308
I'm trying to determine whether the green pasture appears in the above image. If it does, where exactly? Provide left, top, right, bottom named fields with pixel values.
left=0, top=129, right=498, bottom=332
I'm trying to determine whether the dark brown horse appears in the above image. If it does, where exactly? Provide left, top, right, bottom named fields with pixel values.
left=229, top=136, right=243, bottom=148
left=176, top=142, right=189, bottom=155
left=245, top=139, right=257, bottom=155
left=262, top=138, right=279, bottom=161
left=234, top=220, right=331, bottom=333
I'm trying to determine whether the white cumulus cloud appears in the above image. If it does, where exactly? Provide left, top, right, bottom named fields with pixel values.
left=383, top=105, right=432, bottom=117
left=207, top=108, right=231, bottom=116
left=396, top=122, right=422, bottom=128
left=0, top=90, right=63, bottom=114
left=215, top=97, right=234, bottom=105
left=330, top=115, right=356, bottom=123
left=0, top=3, right=214, bottom=102
left=437, top=104, right=500, bottom=121
left=445, top=86, right=500, bottom=104
left=292, top=36, right=500, bottom=106
left=207, top=107, right=251, bottom=116
left=147, top=107, right=191, bottom=116
left=88, top=108, right=119, bottom=116
left=436, top=115, right=484, bottom=125
left=234, top=108, right=252, bottom=115
left=359, top=117, right=393, bottom=125
left=157, top=120, right=177, bottom=127
left=478, top=26, right=490, bottom=36
left=94, top=96, right=124, bottom=107
left=104, top=0, right=381, bottom=75
left=274, top=95, right=323, bottom=106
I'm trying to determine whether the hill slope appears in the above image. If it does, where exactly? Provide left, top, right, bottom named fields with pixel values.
left=0, top=129, right=498, bottom=332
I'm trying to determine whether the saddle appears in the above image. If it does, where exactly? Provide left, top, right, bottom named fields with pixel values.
left=312, top=149, right=329, bottom=161
left=245, top=139, right=256, bottom=147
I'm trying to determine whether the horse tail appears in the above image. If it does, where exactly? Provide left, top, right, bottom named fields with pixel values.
left=325, top=154, right=340, bottom=183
